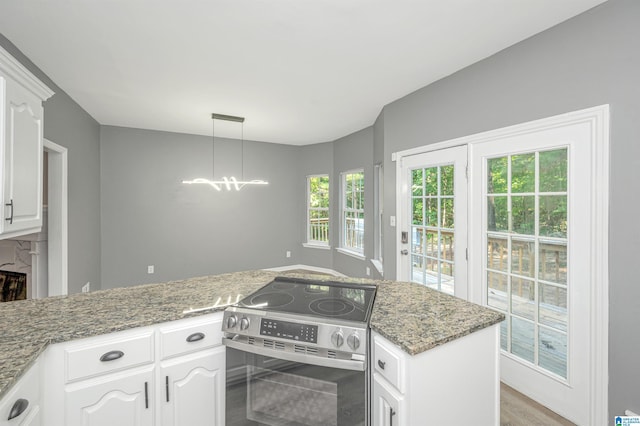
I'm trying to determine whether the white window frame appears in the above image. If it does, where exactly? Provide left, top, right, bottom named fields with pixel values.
left=338, top=169, right=365, bottom=258
left=304, top=174, right=330, bottom=249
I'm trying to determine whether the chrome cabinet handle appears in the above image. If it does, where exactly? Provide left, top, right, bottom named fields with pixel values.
left=390, top=408, right=396, bottom=426
left=145, top=382, right=149, bottom=409
left=8, top=398, right=28, bottom=420
left=186, top=332, right=205, bottom=342
left=5, top=200, right=13, bottom=224
left=377, top=359, right=386, bottom=370
left=100, top=350, right=124, bottom=362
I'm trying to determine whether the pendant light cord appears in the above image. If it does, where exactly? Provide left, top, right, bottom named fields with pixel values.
left=241, top=121, right=244, bottom=181
left=212, top=117, right=215, bottom=179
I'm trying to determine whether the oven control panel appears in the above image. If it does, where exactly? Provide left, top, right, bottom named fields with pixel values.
left=260, top=319, right=318, bottom=343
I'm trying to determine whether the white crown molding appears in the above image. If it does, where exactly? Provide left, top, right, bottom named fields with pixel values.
left=0, top=45, right=54, bottom=101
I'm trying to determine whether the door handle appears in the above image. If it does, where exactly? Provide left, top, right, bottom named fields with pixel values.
left=400, top=249, right=408, bottom=255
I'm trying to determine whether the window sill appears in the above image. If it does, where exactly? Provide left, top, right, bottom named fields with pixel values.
left=371, top=259, right=384, bottom=275
left=336, top=247, right=366, bottom=260
left=303, top=243, right=331, bottom=250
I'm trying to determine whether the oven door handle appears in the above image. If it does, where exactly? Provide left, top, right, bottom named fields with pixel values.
left=222, top=337, right=366, bottom=372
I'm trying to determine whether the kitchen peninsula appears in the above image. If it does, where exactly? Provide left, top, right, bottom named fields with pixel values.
left=0, top=270, right=504, bottom=425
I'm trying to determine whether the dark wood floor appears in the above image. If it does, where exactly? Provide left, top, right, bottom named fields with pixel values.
left=501, top=383, right=575, bottom=426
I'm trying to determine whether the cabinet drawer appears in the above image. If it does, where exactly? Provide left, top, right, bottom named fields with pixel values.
left=373, top=334, right=404, bottom=392
left=159, top=314, right=223, bottom=360
left=0, top=361, right=40, bottom=426
left=64, top=330, right=154, bottom=383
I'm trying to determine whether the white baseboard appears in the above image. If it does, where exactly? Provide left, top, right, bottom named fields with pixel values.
left=263, top=264, right=346, bottom=277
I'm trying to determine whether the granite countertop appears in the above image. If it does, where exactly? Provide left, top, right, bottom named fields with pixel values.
left=0, top=270, right=503, bottom=399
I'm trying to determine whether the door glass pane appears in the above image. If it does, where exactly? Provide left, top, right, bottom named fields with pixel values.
left=511, top=277, right=535, bottom=320
left=538, top=327, right=567, bottom=378
left=511, top=317, right=535, bottom=363
left=410, top=163, right=456, bottom=295
left=487, top=236, right=508, bottom=272
left=488, top=196, right=508, bottom=232
left=539, top=195, right=567, bottom=238
left=487, top=271, right=508, bottom=312
left=511, top=153, right=535, bottom=193
left=485, top=149, right=569, bottom=378
left=511, top=239, right=535, bottom=278
left=539, top=148, right=567, bottom=192
left=539, top=242, right=567, bottom=284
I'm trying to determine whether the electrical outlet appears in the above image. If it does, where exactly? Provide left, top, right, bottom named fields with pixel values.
left=148, top=265, right=155, bottom=274
left=82, top=282, right=90, bottom=293
left=390, top=216, right=396, bottom=227
left=366, top=267, right=371, bottom=276
left=286, top=251, right=291, bottom=258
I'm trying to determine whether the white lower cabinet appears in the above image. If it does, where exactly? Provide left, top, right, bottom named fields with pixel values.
left=371, top=325, right=500, bottom=426
left=372, top=373, right=404, bottom=426
left=0, top=358, right=41, bottom=426
left=159, top=347, right=225, bottom=426
left=43, top=312, right=225, bottom=426
left=65, top=367, right=155, bottom=426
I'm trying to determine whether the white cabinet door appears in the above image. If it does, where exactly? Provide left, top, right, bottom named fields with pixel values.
left=0, top=359, right=41, bottom=426
left=372, top=374, right=403, bottom=426
left=1, top=77, right=44, bottom=238
left=159, top=346, right=225, bottom=426
left=65, top=367, right=154, bottom=426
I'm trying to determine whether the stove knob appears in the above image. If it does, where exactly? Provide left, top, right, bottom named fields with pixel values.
left=240, top=317, right=250, bottom=331
left=226, top=315, right=238, bottom=329
left=331, top=330, right=344, bottom=348
left=347, top=333, right=360, bottom=350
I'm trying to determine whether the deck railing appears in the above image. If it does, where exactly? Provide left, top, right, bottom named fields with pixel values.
left=309, top=218, right=329, bottom=242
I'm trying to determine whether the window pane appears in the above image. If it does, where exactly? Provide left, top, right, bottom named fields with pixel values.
left=511, top=317, right=535, bottom=363
left=425, top=198, right=438, bottom=227
left=425, top=167, right=438, bottom=196
left=488, top=157, right=508, bottom=194
left=488, top=196, right=508, bottom=232
left=488, top=271, right=508, bottom=312
left=511, top=277, right=535, bottom=320
left=411, top=227, right=424, bottom=254
left=308, top=176, right=329, bottom=244
left=441, top=198, right=454, bottom=229
left=512, top=195, right=535, bottom=235
left=511, top=153, right=535, bottom=193
left=539, top=195, right=567, bottom=238
left=412, top=169, right=423, bottom=196
left=441, top=231, right=454, bottom=262
left=425, top=231, right=438, bottom=257
left=441, top=165, right=454, bottom=196
left=539, top=148, right=567, bottom=192
left=538, top=242, right=567, bottom=284
left=539, top=327, right=567, bottom=378
left=511, top=239, right=535, bottom=278
left=500, top=320, right=508, bottom=351
left=424, top=257, right=439, bottom=290
left=487, top=236, right=508, bottom=272
left=412, top=198, right=423, bottom=225
left=411, top=255, right=424, bottom=283
left=539, top=283, right=567, bottom=331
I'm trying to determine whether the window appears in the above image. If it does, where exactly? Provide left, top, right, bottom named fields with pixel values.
left=341, top=170, right=364, bottom=254
left=306, top=175, right=329, bottom=246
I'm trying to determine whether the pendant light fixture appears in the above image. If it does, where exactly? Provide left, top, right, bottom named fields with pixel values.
left=182, top=113, right=268, bottom=191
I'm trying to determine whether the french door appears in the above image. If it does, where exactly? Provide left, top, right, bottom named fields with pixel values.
left=396, top=106, right=608, bottom=425
left=397, top=146, right=467, bottom=300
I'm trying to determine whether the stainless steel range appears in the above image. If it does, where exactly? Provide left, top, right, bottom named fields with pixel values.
left=222, top=276, right=377, bottom=426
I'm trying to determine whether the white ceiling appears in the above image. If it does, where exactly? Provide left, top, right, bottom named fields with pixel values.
left=0, top=0, right=606, bottom=145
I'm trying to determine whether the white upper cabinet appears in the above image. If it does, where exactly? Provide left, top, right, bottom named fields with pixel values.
left=0, top=46, right=54, bottom=239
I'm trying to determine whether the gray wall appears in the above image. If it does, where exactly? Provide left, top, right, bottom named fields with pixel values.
left=331, top=127, right=375, bottom=278
left=0, top=34, right=101, bottom=295
left=378, top=0, right=639, bottom=418
left=99, top=126, right=300, bottom=288
left=297, top=142, right=334, bottom=269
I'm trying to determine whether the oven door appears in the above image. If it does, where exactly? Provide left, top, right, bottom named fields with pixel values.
left=225, top=346, right=367, bottom=426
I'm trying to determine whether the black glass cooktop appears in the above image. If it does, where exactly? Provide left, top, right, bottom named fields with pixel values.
left=236, top=276, right=377, bottom=323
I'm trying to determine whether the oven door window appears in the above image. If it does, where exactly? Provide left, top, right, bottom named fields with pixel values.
left=226, top=348, right=365, bottom=426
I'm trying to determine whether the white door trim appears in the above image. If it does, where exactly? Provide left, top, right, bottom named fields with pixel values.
left=393, top=105, right=609, bottom=425
left=44, top=138, right=68, bottom=296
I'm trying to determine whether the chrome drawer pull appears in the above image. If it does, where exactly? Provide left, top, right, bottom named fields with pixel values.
left=8, top=398, right=28, bottom=420
left=100, top=350, right=124, bottom=362
left=377, top=359, right=386, bottom=370
left=186, top=332, right=205, bottom=342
